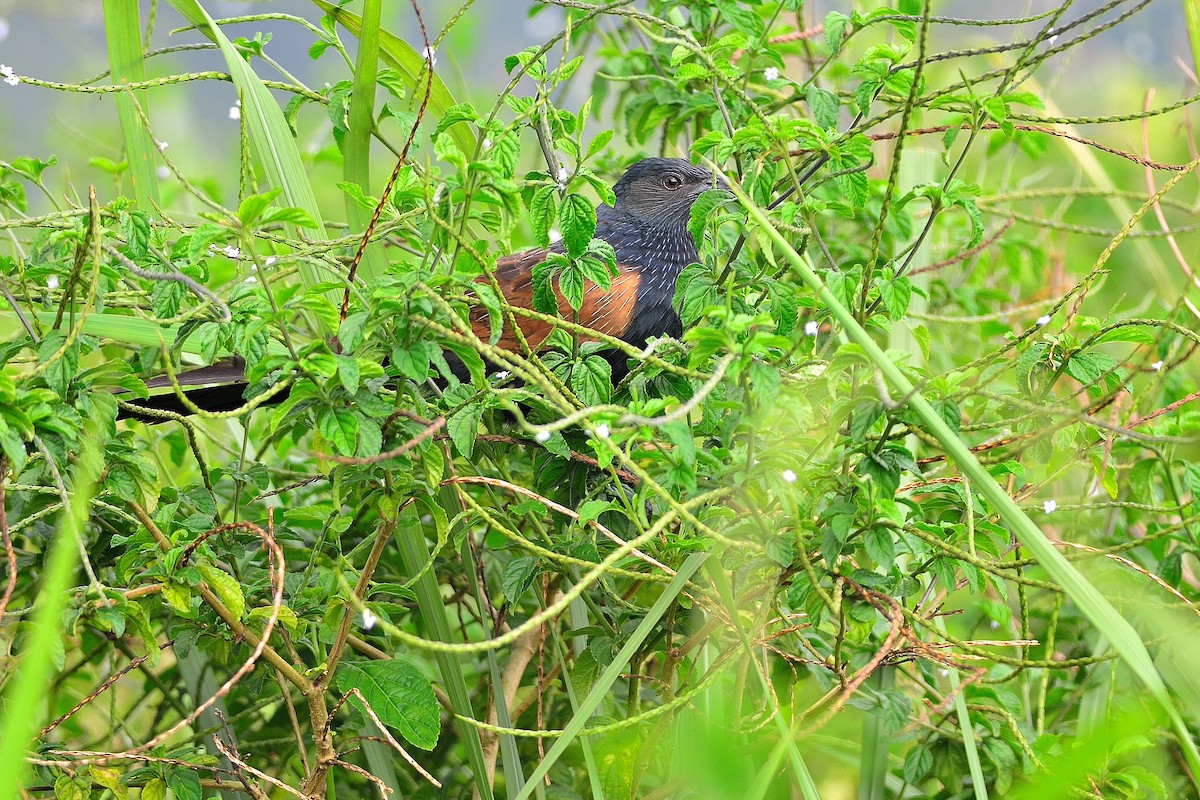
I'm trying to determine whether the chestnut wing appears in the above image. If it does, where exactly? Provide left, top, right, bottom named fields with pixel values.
left=470, top=249, right=642, bottom=351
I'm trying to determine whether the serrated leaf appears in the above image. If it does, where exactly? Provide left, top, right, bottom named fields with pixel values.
left=198, top=564, right=245, bottom=621
left=558, top=193, right=596, bottom=258
left=875, top=276, right=912, bottom=319
left=806, top=86, right=840, bottom=129
left=529, top=185, right=558, bottom=248
left=319, top=407, right=360, bottom=456
left=559, top=263, right=584, bottom=311
left=448, top=403, right=484, bottom=458
left=166, top=768, right=203, bottom=800
left=825, top=11, right=850, bottom=54
left=570, top=356, right=611, bottom=406
left=501, top=556, right=540, bottom=600
left=336, top=660, right=440, bottom=750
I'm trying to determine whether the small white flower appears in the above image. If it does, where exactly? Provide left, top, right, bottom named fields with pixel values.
left=156, top=140, right=168, bottom=151
left=804, top=320, right=820, bottom=337
left=556, top=167, right=570, bottom=187
left=263, top=256, right=276, bottom=267
left=594, top=423, right=610, bottom=439
left=46, top=275, right=60, bottom=290
left=763, top=67, right=780, bottom=82
left=0, top=64, right=18, bottom=87
left=482, top=137, right=493, bottom=151
left=1043, top=499, right=1057, bottom=513
left=243, top=275, right=258, bottom=284
left=229, top=100, right=241, bottom=120
left=535, top=430, right=551, bottom=443
left=156, top=166, right=170, bottom=179
left=782, top=469, right=798, bottom=483
left=1047, top=29, right=1059, bottom=45
left=361, top=608, right=378, bottom=630
left=421, top=46, right=437, bottom=67
left=494, top=370, right=510, bottom=380
left=220, top=245, right=240, bottom=259
left=1151, top=360, right=1164, bottom=371
left=1036, top=314, right=1051, bottom=326
left=0, top=19, right=10, bottom=42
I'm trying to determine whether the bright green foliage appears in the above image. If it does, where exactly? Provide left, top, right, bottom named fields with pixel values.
left=2, top=2, right=1200, bottom=800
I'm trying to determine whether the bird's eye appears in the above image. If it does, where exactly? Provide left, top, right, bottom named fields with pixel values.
left=663, top=174, right=683, bottom=190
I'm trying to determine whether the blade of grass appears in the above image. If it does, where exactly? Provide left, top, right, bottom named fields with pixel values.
left=934, top=617, right=988, bottom=800
left=515, top=552, right=710, bottom=800
left=724, top=169, right=1200, bottom=788
left=859, top=668, right=895, bottom=800
left=101, top=0, right=161, bottom=210
left=167, top=0, right=333, bottom=327
left=394, top=507, right=494, bottom=800
left=1186, top=0, right=1200, bottom=81
left=0, top=428, right=103, bottom=800
left=342, top=0, right=388, bottom=283
left=311, top=0, right=477, bottom=157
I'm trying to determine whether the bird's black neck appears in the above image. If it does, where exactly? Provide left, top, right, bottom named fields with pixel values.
left=596, top=205, right=698, bottom=277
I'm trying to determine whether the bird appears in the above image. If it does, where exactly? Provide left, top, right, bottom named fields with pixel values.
left=119, top=157, right=723, bottom=420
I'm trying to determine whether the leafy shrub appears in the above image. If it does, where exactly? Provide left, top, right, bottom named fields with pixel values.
left=2, top=1, right=1200, bottom=798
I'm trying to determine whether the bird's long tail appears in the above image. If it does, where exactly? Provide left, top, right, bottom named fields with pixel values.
left=117, top=359, right=260, bottom=422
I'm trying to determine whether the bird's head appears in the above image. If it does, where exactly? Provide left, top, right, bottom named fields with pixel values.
left=612, top=157, right=727, bottom=230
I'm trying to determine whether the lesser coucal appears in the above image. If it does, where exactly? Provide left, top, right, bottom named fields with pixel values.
left=120, top=157, right=722, bottom=420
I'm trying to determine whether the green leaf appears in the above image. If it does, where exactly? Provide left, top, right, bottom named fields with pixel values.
left=198, top=564, right=246, bottom=621
left=825, top=11, right=850, bottom=54
left=237, top=189, right=281, bottom=227
left=448, top=403, right=484, bottom=458
left=529, top=185, right=557, bottom=249
left=102, top=0, right=161, bottom=210
left=586, top=129, right=614, bottom=160
left=501, top=556, right=540, bottom=601
left=531, top=262, right=559, bottom=315
left=806, top=86, right=840, bottom=130
left=336, top=660, right=441, bottom=750
left=558, top=193, right=597, bottom=259
left=559, top=263, right=584, bottom=311
left=166, top=768, right=203, bottom=800
left=874, top=276, right=912, bottom=319
left=688, top=188, right=730, bottom=247
left=570, top=356, right=612, bottom=406
left=319, top=407, right=360, bottom=456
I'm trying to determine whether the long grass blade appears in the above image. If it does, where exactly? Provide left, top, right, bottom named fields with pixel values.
left=167, top=0, right=333, bottom=326
left=395, top=507, right=495, bottom=800
left=342, top=0, right=388, bottom=283
left=0, top=429, right=103, bottom=799
left=101, top=0, right=161, bottom=210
